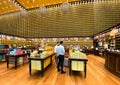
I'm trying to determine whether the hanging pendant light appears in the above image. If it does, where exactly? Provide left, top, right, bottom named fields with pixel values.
left=39, top=0, right=47, bottom=15
left=110, top=28, right=118, bottom=36
left=60, top=2, right=70, bottom=13
left=20, top=9, right=28, bottom=17
left=39, top=6, right=47, bottom=15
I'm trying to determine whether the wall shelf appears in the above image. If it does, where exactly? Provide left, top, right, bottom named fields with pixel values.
left=115, top=33, right=120, bottom=49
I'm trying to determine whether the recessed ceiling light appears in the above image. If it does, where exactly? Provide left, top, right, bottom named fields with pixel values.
left=10, top=5, right=12, bottom=7
left=2, top=8, right=4, bottom=9
left=20, top=6, right=22, bottom=8
left=27, top=1, right=29, bottom=3
left=14, top=2, right=17, bottom=5
left=4, top=1, right=6, bottom=3
left=32, top=0, right=35, bottom=2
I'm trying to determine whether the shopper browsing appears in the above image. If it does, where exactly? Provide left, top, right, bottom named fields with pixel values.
left=56, top=41, right=66, bottom=74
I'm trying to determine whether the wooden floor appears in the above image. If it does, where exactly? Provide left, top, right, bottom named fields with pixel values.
left=0, top=55, right=120, bottom=85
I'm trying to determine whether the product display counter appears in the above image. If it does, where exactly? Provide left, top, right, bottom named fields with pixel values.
left=28, top=53, right=55, bottom=77
left=6, top=53, right=28, bottom=69
left=104, top=50, right=120, bottom=77
left=0, top=44, right=8, bottom=61
left=69, top=50, right=88, bottom=78
left=0, top=52, right=7, bottom=61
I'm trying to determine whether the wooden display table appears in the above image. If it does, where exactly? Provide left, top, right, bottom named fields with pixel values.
left=6, top=53, right=28, bottom=69
left=0, top=52, right=7, bottom=61
left=104, top=50, right=120, bottom=77
left=28, top=53, right=55, bottom=77
left=0, top=52, right=7, bottom=55
left=69, top=51, right=88, bottom=78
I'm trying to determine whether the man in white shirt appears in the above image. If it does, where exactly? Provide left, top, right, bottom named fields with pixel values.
left=56, top=41, right=66, bottom=74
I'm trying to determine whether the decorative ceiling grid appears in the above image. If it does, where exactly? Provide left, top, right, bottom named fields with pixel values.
left=17, top=0, right=79, bottom=9
left=0, top=0, right=20, bottom=15
left=0, top=1, right=120, bottom=38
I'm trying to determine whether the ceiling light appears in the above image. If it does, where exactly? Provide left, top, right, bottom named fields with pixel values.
left=10, top=5, right=12, bottom=7
left=32, top=0, right=35, bottom=2
left=2, top=8, right=4, bottom=10
left=60, top=2, right=70, bottom=13
left=39, top=6, right=47, bottom=15
left=19, top=5, right=22, bottom=8
left=110, top=28, right=118, bottom=36
left=3, top=1, right=6, bottom=4
left=20, top=9, right=28, bottom=17
left=27, top=1, right=30, bottom=3
left=14, top=2, right=17, bottom=5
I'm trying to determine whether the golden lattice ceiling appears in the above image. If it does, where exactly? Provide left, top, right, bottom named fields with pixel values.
left=0, top=0, right=20, bottom=15
left=0, top=0, right=120, bottom=38
left=0, top=0, right=79, bottom=15
left=17, top=0, right=79, bottom=9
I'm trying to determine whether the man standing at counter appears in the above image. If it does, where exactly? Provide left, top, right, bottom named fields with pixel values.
left=56, top=41, right=66, bottom=74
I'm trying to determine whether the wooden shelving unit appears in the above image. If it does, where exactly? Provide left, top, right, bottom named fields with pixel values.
left=46, top=40, right=93, bottom=49
left=115, top=33, right=120, bottom=49
left=0, top=45, right=8, bottom=61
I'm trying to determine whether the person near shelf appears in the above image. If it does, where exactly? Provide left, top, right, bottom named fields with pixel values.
left=56, top=41, right=66, bottom=74
left=75, top=45, right=81, bottom=51
left=91, top=45, right=94, bottom=49
left=38, top=45, right=44, bottom=54
left=104, top=43, right=108, bottom=50
left=82, top=45, right=88, bottom=52
left=7, top=45, right=14, bottom=54
left=54, top=41, right=60, bottom=67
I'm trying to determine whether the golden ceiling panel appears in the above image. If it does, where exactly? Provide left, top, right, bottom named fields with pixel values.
left=0, top=1, right=120, bottom=38
left=17, top=0, right=79, bottom=9
left=0, top=0, right=21, bottom=15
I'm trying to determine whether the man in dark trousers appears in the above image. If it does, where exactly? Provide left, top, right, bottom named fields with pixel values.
left=56, top=41, right=66, bottom=74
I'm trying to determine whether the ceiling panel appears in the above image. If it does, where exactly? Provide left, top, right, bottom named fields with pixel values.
left=0, top=1, right=120, bottom=38
left=0, top=0, right=20, bottom=15
left=17, top=0, right=79, bottom=9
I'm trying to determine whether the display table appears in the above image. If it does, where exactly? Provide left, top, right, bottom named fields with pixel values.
left=0, top=52, right=7, bottom=61
left=69, top=51, right=88, bottom=78
left=6, top=53, right=28, bottom=69
left=28, top=53, right=55, bottom=77
left=104, top=50, right=120, bottom=77
left=0, top=52, right=7, bottom=55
